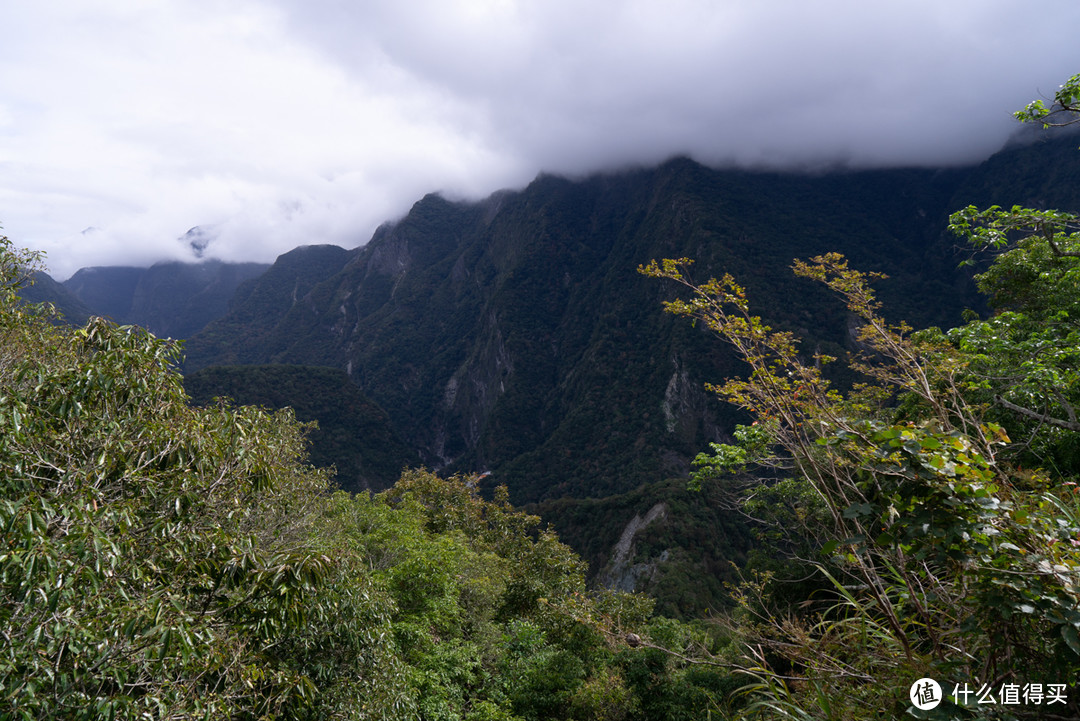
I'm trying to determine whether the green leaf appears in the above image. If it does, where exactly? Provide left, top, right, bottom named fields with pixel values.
left=1062, top=624, right=1080, bottom=656
left=842, top=502, right=873, bottom=519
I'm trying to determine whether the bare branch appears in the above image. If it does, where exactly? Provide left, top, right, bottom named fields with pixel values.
left=994, top=394, right=1080, bottom=432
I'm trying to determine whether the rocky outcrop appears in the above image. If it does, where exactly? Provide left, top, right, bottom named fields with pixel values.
left=597, top=502, right=669, bottom=592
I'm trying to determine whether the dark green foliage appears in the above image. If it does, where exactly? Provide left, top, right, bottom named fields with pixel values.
left=533, top=477, right=754, bottom=618
left=951, top=132, right=1080, bottom=213
left=185, top=244, right=352, bottom=365
left=184, top=364, right=418, bottom=492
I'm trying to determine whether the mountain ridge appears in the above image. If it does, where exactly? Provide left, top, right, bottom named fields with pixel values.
left=182, top=152, right=1016, bottom=503
left=50, top=135, right=1080, bottom=505
left=63, top=259, right=270, bottom=339
left=29, top=131, right=1080, bottom=613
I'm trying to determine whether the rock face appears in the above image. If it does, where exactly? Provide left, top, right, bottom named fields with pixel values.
left=597, top=502, right=669, bottom=592
left=182, top=138, right=1080, bottom=504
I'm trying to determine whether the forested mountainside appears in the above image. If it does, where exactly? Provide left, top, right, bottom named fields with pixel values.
left=3, top=244, right=735, bottom=717
left=62, top=259, right=269, bottom=339
left=20, top=271, right=92, bottom=325
left=183, top=364, right=418, bottom=493
left=183, top=244, right=354, bottom=360
left=185, top=134, right=1080, bottom=504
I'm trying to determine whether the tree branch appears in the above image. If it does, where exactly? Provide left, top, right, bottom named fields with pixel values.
left=994, top=395, right=1080, bottom=431
left=1044, top=230, right=1080, bottom=258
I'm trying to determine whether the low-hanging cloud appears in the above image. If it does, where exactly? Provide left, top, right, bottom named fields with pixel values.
left=2, top=0, right=1079, bottom=279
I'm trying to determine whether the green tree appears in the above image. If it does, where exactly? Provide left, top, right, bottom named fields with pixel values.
left=320, top=470, right=652, bottom=721
left=946, top=203, right=1080, bottom=474
left=1015, top=73, right=1080, bottom=127
left=640, top=77, right=1080, bottom=718
left=0, top=234, right=410, bottom=719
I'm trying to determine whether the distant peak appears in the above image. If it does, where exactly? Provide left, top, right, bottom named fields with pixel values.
left=180, top=226, right=217, bottom=259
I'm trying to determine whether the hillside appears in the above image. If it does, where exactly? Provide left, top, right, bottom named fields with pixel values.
left=183, top=364, right=418, bottom=493
left=183, top=245, right=354, bottom=364
left=19, top=271, right=92, bottom=325
left=186, top=155, right=997, bottom=504
left=64, top=259, right=270, bottom=338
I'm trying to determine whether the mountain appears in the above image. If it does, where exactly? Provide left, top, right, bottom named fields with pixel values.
left=64, top=259, right=270, bottom=338
left=61, top=266, right=143, bottom=322
left=183, top=364, right=418, bottom=493
left=20, top=271, right=92, bottom=325
left=184, top=245, right=354, bottom=365
left=185, top=152, right=1015, bottom=504
left=56, top=131, right=1080, bottom=609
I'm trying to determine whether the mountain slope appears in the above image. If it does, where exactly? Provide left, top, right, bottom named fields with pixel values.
left=62, top=266, right=144, bottom=322
left=20, top=271, right=92, bottom=325
left=186, top=245, right=353, bottom=365
left=186, top=155, right=996, bottom=503
left=183, top=364, right=417, bottom=493
left=64, top=260, right=270, bottom=338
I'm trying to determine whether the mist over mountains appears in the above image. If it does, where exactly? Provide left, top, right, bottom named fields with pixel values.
left=42, top=133, right=1080, bottom=508
left=31, top=133, right=1080, bottom=608
left=62, top=260, right=269, bottom=339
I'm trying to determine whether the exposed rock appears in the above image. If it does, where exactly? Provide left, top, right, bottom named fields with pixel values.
left=598, top=502, right=669, bottom=592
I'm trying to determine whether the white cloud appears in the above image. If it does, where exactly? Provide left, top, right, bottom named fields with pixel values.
left=1, top=0, right=1079, bottom=278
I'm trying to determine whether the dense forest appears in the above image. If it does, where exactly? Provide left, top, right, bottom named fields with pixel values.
left=4, top=75, right=1080, bottom=718
left=183, top=364, right=418, bottom=493
left=0, top=235, right=739, bottom=718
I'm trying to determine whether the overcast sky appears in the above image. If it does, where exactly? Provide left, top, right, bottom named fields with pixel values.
left=2, top=0, right=1079, bottom=279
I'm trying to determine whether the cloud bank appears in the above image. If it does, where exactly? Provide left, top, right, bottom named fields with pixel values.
left=1, top=0, right=1079, bottom=278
